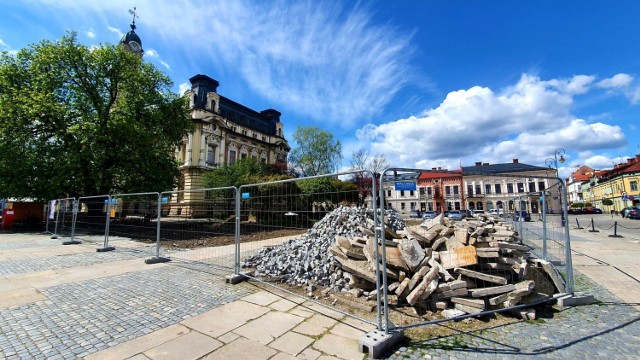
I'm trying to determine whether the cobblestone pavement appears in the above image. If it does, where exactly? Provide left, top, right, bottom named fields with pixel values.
left=385, top=270, right=640, bottom=359
left=0, top=249, right=143, bottom=276
left=0, top=264, right=255, bottom=359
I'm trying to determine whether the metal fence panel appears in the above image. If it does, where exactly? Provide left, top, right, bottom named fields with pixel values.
left=71, top=195, right=111, bottom=246
left=238, top=170, right=381, bottom=328
left=376, top=169, right=573, bottom=332
left=48, top=198, right=76, bottom=240
left=103, top=192, right=160, bottom=252
left=157, top=187, right=238, bottom=272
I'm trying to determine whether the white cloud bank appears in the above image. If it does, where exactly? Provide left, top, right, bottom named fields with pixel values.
left=355, top=74, right=628, bottom=170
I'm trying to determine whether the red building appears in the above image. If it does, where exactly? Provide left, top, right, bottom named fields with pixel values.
left=417, top=169, right=464, bottom=213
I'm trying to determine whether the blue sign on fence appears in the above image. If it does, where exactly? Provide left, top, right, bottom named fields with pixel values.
left=242, top=192, right=250, bottom=199
left=394, top=181, right=416, bottom=191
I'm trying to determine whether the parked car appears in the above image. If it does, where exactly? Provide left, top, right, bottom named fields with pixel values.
left=409, top=210, right=421, bottom=218
left=472, top=210, right=486, bottom=218
left=488, top=209, right=505, bottom=216
left=627, top=207, right=640, bottom=219
left=448, top=210, right=463, bottom=220
left=422, top=211, right=437, bottom=219
left=461, top=209, right=473, bottom=218
left=513, top=210, right=531, bottom=222
left=590, top=208, right=603, bottom=214
left=621, top=206, right=638, bottom=218
left=568, top=208, right=584, bottom=214
left=443, top=210, right=451, bottom=218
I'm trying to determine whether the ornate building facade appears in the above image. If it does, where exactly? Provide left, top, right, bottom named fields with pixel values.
left=462, top=159, right=559, bottom=214
left=172, top=75, right=290, bottom=215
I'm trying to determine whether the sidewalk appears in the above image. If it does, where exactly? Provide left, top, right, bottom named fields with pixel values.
left=0, top=233, right=373, bottom=359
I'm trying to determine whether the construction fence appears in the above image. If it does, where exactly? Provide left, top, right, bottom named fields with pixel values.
left=41, top=168, right=574, bottom=338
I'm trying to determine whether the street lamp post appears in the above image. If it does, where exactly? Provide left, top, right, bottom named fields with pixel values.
left=545, top=148, right=566, bottom=225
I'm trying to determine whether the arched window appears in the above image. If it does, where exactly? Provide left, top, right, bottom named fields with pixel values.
left=486, top=201, right=493, bottom=210
left=476, top=201, right=483, bottom=210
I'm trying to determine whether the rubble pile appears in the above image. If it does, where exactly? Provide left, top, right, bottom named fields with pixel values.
left=244, top=206, right=564, bottom=319
left=242, top=206, right=404, bottom=290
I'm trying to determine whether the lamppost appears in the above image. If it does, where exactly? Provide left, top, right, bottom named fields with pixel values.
left=545, top=148, right=566, bottom=224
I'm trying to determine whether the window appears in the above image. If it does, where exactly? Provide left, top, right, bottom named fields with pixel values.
left=401, top=203, right=405, bottom=210
left=210, top=100, right=216, bottom=112
left=400, top=190, right=405, bottom=197
left=454, top=202, right=461, bottom=210
left=427, top=187, right=433, bottom=196
left=387, top=190, right=392, bottom=197
left=453, top=186, right=459, bottom=195
left=495, top=184, right=502, bottom=194
left=485, top=184, right=491, bottom=194
left=228, top=150, right=236, bottom=164
left=420, top=202, right=426, bottom=211
left=529, top=182, right=536, bottom=192
left=410, top=202, right=416, bottom=210
left=207, top=144, right=216, bottom=164
left=445, top=186, right=451, bottom=195
left=476, top=201, right=483, bottom=210
left=475, top=184, right=481, bottom=194
left=631, top=180, right=638, bottom=191
left=507, top=184, right=514, bottom=193
left=538, top=181, right=546, bottom=191
left=517, top=183, right=525, bottom=193
left=410, top=190, right=415, bottom=197
left=467, top=184, right=473, bottom=195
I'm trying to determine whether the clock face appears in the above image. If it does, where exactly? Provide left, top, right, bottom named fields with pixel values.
left=128, top=41, right=141, bottom=52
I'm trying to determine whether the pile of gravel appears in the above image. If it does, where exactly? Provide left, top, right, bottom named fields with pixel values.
left=242, top=205, right=405, bottom=291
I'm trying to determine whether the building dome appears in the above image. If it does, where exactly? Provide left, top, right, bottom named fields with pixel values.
left=120, top=24, right=143, bottom=49
left=120, top=8, right=143, bottom=57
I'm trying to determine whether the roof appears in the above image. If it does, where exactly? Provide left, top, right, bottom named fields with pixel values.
left=462, top=162, right=548, bottom=175
left=418, top=170, right=462, bottom=180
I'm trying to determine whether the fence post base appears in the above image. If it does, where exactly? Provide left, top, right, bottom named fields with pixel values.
left=225, top=272, right=250, bottom=284
left=62, top=240, right=81, bottom=245
left=96, top=246, right=116, bottom=252
left=145, top=256, right=171, bottom=264
left=557, top=292, right=595, bottom=307
left=359, top=329, right=405, bottom=358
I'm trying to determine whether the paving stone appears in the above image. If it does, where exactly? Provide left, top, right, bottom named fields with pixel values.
left=201, top=337, right=277, bottom=360
left=143, top=331, right=222, bottom=360
left=268, top=332, right=314, bottom=356
left=233, top=311, right=305, bottom=345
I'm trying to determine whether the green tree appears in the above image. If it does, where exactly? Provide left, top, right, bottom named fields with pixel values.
left=289, top=126, right=343, bottom=177
left=203, top=157, right=289, bottom=188
left=0, top=33, right=191, bottom=200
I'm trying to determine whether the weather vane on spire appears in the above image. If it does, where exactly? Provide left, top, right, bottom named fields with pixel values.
left=128, top=7, right=139, bottom=29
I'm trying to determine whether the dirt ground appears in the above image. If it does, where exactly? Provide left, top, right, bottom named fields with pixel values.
left=152, top=227, right=307, bottom=249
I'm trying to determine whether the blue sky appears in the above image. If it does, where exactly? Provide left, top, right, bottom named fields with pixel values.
left=2, top=0, right=639, bottom=178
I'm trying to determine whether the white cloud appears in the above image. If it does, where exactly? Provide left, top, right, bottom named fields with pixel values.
left=355, top=74, right=628, bottom=170
left=159, top=60, right=170, bottom=70
left=596, top=73, right=633, bottom=89
left=178, top=82, right=190, bottom=95
left=85, top=30, right=96, bottom=39
left=145, top=48, right=158, bottom=57
left=107, top=26, right=123, bottom=39
left=0, top=38, right=7, bottom=47
left=29, top=0, right=415, bottom=128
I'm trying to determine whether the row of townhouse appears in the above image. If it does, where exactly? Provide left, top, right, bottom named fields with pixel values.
left=382, top=159, right=562, bottom=216
left=577, top=154, right=640, bottom=213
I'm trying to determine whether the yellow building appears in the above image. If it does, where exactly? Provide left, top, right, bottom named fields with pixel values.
left=172, top=75, right=290, bottom=216
left=583, top=154, right=640, bottom=213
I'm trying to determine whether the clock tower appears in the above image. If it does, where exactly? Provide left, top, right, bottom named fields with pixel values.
left=120, top=7, right=144, bottom=58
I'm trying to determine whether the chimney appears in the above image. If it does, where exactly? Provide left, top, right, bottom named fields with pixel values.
left=628, top=158, right=634, bottom=164
left=483, top=163, right=489, bottom=166
left=432, top=167, right=437, bottom=171
left=513, top=159, right=519, bottom=164
left=475, top=162, right=482, bottom=167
